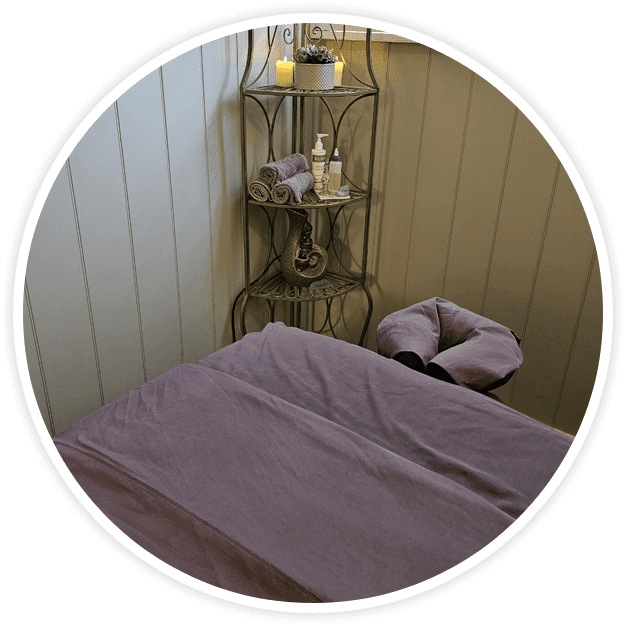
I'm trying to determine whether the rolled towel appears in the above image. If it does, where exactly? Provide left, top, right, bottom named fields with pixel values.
left=260, top=153, right=309, bottom=187
left=270, top=172, right=315, bottom=205
left=248, top=177, right=271, bottom=202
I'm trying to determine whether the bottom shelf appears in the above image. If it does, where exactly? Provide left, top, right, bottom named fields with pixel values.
left=249, top=271, right=362, bottom=302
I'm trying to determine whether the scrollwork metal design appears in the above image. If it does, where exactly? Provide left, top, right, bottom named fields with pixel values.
left=281, top=208, right=328, bottom=287
left=282, top=26, right=294, bottom=45
left=304, top=24, right=323, bottom=44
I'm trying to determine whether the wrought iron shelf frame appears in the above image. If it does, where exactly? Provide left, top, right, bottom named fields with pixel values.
left=231, top=24, right=379, bottom=346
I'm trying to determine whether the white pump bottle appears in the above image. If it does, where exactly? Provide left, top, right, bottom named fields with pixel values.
left=311, top=133, right=328, bottom=192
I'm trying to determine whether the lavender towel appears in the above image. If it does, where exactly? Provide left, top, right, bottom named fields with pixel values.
left=260, top=153, right=309, bottom=187
left=270, top=171, right=314, bottom=205
left=377, top=297, right=523, bottom=392
left=248, top=177, right=271, bottom=202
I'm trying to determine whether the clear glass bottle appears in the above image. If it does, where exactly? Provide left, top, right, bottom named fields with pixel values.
left=328, top=148, right=342, bottom=194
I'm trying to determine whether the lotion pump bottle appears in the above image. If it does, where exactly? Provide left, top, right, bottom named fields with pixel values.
left=312, top=133, right=329, bottom=192
left=328, top=148, right=342, bottom=194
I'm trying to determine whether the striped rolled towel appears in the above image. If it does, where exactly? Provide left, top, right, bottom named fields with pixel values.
left=248, top=177, right=271, bottom=202
left=270, top=172, right=315, bottom=205
left=259, top=153, right=309, bottom=187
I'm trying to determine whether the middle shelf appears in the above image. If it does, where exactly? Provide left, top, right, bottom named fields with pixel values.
left=247, top=188, right=368, bottom=209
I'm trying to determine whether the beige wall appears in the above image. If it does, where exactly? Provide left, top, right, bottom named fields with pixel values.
left=320, top=37, right=601, bottom=435
left=24, top=27, right=601, bottom=437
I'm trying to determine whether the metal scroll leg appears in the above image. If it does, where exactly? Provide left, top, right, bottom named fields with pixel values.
left=358, top=282, right=374, bottom=347
left=231, top=287, right=246, bottom=342
left=239, top=293, right=250, bottom=338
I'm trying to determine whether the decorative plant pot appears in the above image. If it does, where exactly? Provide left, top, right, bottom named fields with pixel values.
left=294, top=63, right=335, bottom=91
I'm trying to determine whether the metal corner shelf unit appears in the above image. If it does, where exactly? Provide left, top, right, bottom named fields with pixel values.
left=231, top=24, right=379, bottom=346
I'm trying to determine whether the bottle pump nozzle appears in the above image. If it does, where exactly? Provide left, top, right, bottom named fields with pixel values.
left=314, top=134, right=329, bottom=151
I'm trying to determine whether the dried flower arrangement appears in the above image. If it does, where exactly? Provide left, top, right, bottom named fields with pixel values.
left=293, top=45, right=338, bottom=64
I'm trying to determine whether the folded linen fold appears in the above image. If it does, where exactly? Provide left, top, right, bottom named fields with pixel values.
left=248, top=177, right=271, bottom=202
left=270, top=172, right=315, bottom=205
left=260, top=153, right=309, bottom=187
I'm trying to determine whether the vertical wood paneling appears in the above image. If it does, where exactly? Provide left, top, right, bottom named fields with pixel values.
left=482, top=112, right=559, bottom=332
left=554, top=255, right=602, bottom=434
left=442, top=75, right=517, bottom=312
left=354, top=37, right=599, bottom=432
left=203, top=35, right=244, bottom=348
left=509, top=168, right=596, bottom=423
left=24, top=165, right=103, bottom=432
left=24, top=38, right=247, bottom=432
left=161, top=48, right=214, bottom=363
left=116, top=70, right=183, bottom=380
left=372, top=43, right=430, bottom=323
left=403, top=50, right=474, bottom=306
left=23, top=285, right=53, bottom=435
left=68, top=107, right=145, bottom=404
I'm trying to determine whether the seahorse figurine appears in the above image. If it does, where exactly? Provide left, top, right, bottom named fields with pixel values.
left=280, top=207, right=328, bottom=287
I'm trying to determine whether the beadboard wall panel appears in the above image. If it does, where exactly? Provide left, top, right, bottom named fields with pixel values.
left=115, top=68, right=183, bottom=381
left=203, top=35, right=244, bottom=348
left=554, top=254, right=602, bottom=434
left=481, top=112, right=560, bottom=336
left=403, top=50, right=475, bottom=307
left=161, top=48, right=215, bottom=364
left=24, top=167, right=104, bottom=435
left=508, top=167, right=597, bottom=426
left=66, top=106, right=146, bottom=405
left=23, top=288, right=53, bottom=433
left=441, top=75, right=517, bottom=313
left=367, top=42, right=431, bottom=336
left=335, top=38, right=601, bottom=434
left=24, top=34, right=244, bottom=434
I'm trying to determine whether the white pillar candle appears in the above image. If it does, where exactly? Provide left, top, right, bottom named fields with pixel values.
left=334, top=61, right=344, bottom=87
left=276, top=57, right=294, bottom=87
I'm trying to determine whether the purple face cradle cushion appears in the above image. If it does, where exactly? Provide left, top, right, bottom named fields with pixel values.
left=377, top=298, right=523, bottom=392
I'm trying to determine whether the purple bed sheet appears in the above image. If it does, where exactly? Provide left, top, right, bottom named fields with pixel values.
left=54, top=322, right=571, bottom=603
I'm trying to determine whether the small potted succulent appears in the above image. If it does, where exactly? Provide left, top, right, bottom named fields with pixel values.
left=293, top=44, right=338, bottom=91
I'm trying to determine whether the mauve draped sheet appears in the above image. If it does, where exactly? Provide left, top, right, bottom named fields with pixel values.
left=54, top=322, right=571, bottom=603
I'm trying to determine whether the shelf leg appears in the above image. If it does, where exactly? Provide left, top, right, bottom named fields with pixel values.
left=231, top=287, right=246, bottom=342
left=240, top=293, right=250, bottom=337
left=359, top=283, right=374, bottom=347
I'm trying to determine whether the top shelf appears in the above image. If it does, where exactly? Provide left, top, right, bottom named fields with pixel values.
left=245, top=85, right=377, bottom=98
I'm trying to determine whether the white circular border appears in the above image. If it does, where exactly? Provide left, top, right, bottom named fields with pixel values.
left=9, top=7, right=615, bottom=617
